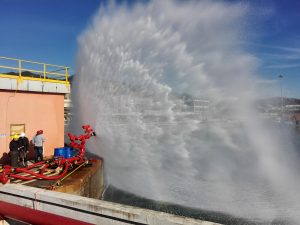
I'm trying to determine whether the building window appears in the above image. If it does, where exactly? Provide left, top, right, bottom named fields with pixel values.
left=10, top=124, right=25, bottom=136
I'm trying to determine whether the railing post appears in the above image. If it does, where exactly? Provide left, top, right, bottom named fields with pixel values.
left=44, top=64, right=46, bottom=80
left=65, top=67, right=69, bottom=82
left=18, top=60, right=22, bottom=78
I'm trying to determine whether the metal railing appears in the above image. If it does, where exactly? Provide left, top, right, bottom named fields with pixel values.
left=0, top=56, right=69, bottom=84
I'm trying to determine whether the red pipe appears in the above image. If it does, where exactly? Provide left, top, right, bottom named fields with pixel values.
left=40, top=163, right=50, bottom=175
left=10, top=157, right=81, bottom=181
left=16, top=163, right=70, bottom=180
left=25, top=161, right=47, bottom=170
left=0, top=201, right=93, bottom=225
left=0, top=125, right=95, bottom=184
left=10, top=174, right=33, bottom=180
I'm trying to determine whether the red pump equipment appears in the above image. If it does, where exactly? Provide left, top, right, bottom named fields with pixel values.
left=0, top=125, right=96, bottom=184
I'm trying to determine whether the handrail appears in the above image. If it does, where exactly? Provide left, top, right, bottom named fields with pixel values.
left=0, top=56, right=67, bottom=68
left=0, top=56, right=69, bottom=83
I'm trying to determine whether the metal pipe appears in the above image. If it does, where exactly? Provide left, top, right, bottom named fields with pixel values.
left=0, top=125, right=94, bottom=184
left=10, top=174, right=33, bottom=181
left=16, top=163, right=70, bottom=180
left=0, top=200, right=93, bottom=225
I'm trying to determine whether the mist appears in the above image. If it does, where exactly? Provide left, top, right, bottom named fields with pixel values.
left=71, top=0, right=300, bottom=223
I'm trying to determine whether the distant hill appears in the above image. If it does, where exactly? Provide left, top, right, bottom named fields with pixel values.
left=255, top=97, right=300, bottom=114
left=4, top=71, right=74, bottom=83
left=257, top=97, right=300, bottom=107
left=5, top=71, right=44, bottom=79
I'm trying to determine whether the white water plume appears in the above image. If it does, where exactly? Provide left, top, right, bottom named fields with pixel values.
left=72, top=0, right=300, bottom=223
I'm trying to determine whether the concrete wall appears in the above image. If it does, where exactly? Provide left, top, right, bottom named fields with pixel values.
left=0, top=77, right=70, bottom=94
left=54, top=159, right=104, bottom=199
left=0, top=90, right=65, bottom=163
left=0, top=184, right=221, bottom=225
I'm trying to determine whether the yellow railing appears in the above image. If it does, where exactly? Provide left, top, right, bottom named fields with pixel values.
left=0, top=56, right=69, bottom=84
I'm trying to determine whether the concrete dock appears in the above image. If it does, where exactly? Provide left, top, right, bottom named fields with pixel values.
left=0, top=184, right=221, bottom=225
left=0, top=158, right=223, bottom=224
left=53, top=158, right=104, bottom=198
left=13, top=158, right=105, bottom=199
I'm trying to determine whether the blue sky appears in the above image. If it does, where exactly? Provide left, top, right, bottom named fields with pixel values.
left=239, top=0, right=300, bottom=98
left=0, top=0, right=102, bottom=74
left=0, top=0, right=299, bottom=97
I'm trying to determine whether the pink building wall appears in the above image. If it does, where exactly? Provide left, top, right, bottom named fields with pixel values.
left=0, top=90, right=64, bottom=163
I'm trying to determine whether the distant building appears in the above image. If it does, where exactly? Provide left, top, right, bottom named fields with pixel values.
left=284, top=104, right=300, bottom=113
left=64, top=93, right=72, bottom=126
left=192, top=99, right=210, bottom=113
left=0, top=56, right=70, bottom=164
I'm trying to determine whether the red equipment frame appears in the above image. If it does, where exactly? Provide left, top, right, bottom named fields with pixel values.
left=0, top=125, right=96, bottom=184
